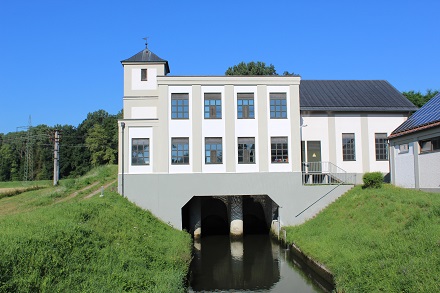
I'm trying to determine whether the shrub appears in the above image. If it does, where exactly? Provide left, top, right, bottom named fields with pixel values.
left=362, top=172, right=384, bottom=188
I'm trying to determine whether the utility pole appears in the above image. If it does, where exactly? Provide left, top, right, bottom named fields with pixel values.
left=20, top=115, right=33, bottom=182
left=53, top=129, right=61, bottom=186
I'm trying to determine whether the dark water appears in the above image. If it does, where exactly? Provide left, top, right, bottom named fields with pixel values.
left=188, top=235, right=329, bottom=292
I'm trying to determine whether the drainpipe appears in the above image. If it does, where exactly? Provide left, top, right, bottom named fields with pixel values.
left=121, top=122, right=125, bottom=197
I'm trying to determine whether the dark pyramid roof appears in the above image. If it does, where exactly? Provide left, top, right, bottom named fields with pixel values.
left=389, top=92, right=440, bottom=138
left=121, top=47, right=170, bottom=74
left=300, top=80, right=417, bottom=112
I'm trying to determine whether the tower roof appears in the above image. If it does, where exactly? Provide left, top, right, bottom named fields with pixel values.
left=121, top=45, right=170, bottom=74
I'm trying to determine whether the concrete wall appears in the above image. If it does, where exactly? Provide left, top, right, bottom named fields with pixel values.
left=390, top=126, right=440, bottom=190
left=118, top=172, right=352, bottom=229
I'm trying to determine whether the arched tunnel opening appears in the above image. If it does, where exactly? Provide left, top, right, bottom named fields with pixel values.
left=182, top=195, right=278, bottom=238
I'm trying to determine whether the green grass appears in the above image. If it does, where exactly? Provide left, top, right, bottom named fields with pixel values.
left=285, top=184, right=440, bottom=292
left=0, top=180, right=51, bottom=189
left=0, top=165, right=192, bottom=292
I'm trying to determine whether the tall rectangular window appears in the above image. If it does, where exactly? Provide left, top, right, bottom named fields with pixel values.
left=375, top=133, right=388, bottom=161
left=237, top=93, right=254, bottom=119
left=171, top=93, right=189, bottom=119
left=132, top=138, right=149, bottom=165
left=238, top=137, right=255, bottom=164
left=141, top=69, right=148, bottom=81
left=171, top=138, right=189, bottom=165
left=270, top=93, right=287, bottom=119
left=271, top=137, right=288, bottom=163
left=204, top=93, right=222, bottom=119
left=205, top=137, right=222, bottom=164
left=342, top=133, right=356, bottom=161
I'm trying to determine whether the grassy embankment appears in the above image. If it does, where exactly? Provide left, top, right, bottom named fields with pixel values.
left=285, top=184, right=439, bottom=292
left=0, top=165, right=192, bottom=292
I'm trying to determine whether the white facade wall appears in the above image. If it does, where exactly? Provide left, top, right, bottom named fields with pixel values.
left=393, top=142, right=416, bottom=188
left=418, top=151, right=440, bottom=188
left=267, top=86, right=293, bottom=172
left=201, top=86, right=226, bottom=173
left=169, top=86, right=193, bottom=174
left=234, top=86, right=260, bottom=173
left=128, top=127, right=154, bottom=174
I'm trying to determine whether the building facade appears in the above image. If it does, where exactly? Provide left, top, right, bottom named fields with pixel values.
left=389, top=93, right=440, bottom=192
left=118, top=45, right=416, bottom=235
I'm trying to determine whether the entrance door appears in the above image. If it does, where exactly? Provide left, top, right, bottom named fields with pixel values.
left=307, top=141, right=321, bottom=172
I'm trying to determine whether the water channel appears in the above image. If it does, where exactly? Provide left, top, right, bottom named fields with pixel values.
left=188, top=235, right=331, bottom=292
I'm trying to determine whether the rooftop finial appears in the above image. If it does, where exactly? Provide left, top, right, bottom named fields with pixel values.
left=142, top=37, right=149, bottom=49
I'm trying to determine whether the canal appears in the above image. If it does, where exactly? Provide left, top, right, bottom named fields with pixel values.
left=188, top=235, right=331, bottom=292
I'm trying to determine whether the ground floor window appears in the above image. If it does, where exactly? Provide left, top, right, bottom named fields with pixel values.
left=271, top=137, right=288, bottom=163
left=238, top=137, right=255, bottom=164
left=171, top=137, right=189, bottom=164
left=205, top=137, right=222, bottom=164
left=342, top=133, right=356, bottom=161
left=375, top=133, right=388, bottom=161
left=132, top=138, right=149, bottom=165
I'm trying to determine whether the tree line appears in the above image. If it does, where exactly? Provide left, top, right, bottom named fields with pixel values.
left=0, top=110, right=121, bottom=182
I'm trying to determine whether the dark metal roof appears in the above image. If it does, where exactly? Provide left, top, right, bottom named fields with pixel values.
left=389, top=92, right=440, bottom=138
left=300, top=80, right=417, bottom=112
left=121, top=48, right=170, bottom=74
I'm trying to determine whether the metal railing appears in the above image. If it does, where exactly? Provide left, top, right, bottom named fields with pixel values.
left=302, top=161, right=356, bottom=185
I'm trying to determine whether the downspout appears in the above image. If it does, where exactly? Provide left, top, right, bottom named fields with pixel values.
left=121, top=122, right=125, bottom=197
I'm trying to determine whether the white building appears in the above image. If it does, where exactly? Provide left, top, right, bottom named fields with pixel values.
left=118, top=44, right=416, bottom=236
left=389, top=92, right=440, bottom=192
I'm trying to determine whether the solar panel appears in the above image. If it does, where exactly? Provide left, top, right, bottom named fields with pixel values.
left=392, top=93, right=440, bottom=134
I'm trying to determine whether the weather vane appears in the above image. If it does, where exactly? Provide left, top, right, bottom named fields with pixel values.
left=142, top=37, right=149, bottom=48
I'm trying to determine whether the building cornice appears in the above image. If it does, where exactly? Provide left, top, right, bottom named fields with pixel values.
left=157, top=75, right=300, bottom=86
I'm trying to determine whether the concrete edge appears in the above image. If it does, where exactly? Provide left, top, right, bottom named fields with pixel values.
left=290, top=242, right=335, bottom=289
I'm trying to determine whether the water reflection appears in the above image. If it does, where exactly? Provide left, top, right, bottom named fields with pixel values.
left=189, top=235, right=325, bottom=292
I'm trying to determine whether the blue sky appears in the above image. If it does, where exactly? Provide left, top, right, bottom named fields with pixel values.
left=1, top=0, right=439, bottom=134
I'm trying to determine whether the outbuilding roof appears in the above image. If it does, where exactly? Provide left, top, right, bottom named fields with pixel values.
left=389, top=92, right=440, bottom=139
left=121, top=47, right=170, bottom=74
left=300, top=80, right=417, bottom=112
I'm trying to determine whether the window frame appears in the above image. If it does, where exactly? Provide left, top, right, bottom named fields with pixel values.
left=141, top=69, right=148, bottom=81
left=270, top=93, right=287, bottom=119
left=205, top=137, right=223, bottom=164
left=204, top=93, right=222, bottom=119
left=342, top=133, right=356, bottom=161
left=419, top=136, right=440, bottom=153
left=171, top=93, right=189, bottom=119
left=131, top=138, right=150, bottom=165
left=171, top=137, right=189, bottom=165
left=375, top=133, right=388, bottom=161
left=271, top=137, right=288, bottom=163
left=238, top=137, right=256, bottom=164
left=237, top=93, right=255, bottom=119
left=398, top=143, right=409, bottom=154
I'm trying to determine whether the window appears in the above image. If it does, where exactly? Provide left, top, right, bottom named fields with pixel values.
left=171, top=138, right=189, bottom=165
left=141, top=69, right=148, bottom=81
left=375, top=133, right=388, bottom=161
left=171, top=93, right=189, bottom=119
left=205, top=137, right=222, bottom=164
left=420, top=136, right=440, bottom=153
left=132, top=138, right=149, bottom=165
left=399, top=144, right=409, bottom=154
left=238, top=137, right=255, bottom=164
left=342, top=133, right=356, bottom=161
left=271, top=137, right=288, bottom=163
left=270, top=93, right=287, bottom=119
left=204, top=93, right=222, bottom=119
left=237, top=93, right=254, bottom=119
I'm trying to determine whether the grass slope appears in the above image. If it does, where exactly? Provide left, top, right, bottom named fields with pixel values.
left=0, top=166, right=191, bottom=292
left=285, top=184, right=440, bottom=292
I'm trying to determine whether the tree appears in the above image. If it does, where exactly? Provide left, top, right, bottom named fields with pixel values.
left=402, top=89, right=439, bottom=108
left=225, top=61, right=277, bottom=75
left=85, top=124, right=117, bottom=167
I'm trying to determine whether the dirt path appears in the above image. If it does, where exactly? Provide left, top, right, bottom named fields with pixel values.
left=83, top=179, right=117, bottom=199
left=54, top=182, right=99, bottom=204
